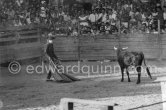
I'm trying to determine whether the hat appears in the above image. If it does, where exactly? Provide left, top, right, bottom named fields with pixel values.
left=47, top=33, right=55, bottom=40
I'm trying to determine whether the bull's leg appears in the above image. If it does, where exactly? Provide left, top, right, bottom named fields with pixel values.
left=126, top=69, right=131, bottom=82
left=136, top=66, right=141, bottom=84
left=121, top=68, right=124, bottom=82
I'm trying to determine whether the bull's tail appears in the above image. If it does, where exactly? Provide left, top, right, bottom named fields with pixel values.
left=143, top=55, right=152, bottom=79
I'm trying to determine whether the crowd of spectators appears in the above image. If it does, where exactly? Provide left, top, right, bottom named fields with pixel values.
left=1, top=0, right=166, bottom=35
left=0, top=0, right=49, bottom=26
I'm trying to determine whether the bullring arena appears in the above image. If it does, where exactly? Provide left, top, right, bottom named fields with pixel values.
left=0, top=26, right=166, bottom=110
left=1, top=0, right=166, bottom=110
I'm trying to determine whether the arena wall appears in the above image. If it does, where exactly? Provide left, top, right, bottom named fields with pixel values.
left=51, top=33, right=166, bottom=61
left=0, top=27, right=42, bottom=65
left=0, top=28, right=166, bottom=65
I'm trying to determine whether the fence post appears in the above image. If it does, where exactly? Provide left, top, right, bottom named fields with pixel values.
left=118, top=19, right=121, bottom=35
left=158, top=20, right=160, bottom=34
left=78, top=35, right=81, bottom=61
left=77, top=22, right=81, bottom=61
left=155, top=77, right=166, bottom=110
left=158, top=20, right=162, bottom=60
left=38, top=26, right=41, bottom=42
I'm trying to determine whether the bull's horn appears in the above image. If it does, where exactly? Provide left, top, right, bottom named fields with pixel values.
left=114, top=46, right=117, bottom=50
left=122, top=47, right=128, bottom=50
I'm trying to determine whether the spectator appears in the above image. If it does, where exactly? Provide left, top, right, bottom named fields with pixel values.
left=105, top=22, right=111, bottom=34
left=101, top=9, right=107, bottom=23
left=157, top=7, right=164, bottom=32
left=163, top=6, right=166, bottom=30
left=63, top=12, right=71, bottom=22
left=0, top=0, right=165, bottom=35
left=79, top=12, right=89, bottom=26
left=89, top=10, right=96, bottom=24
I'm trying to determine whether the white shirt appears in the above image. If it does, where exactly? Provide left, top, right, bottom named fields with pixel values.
left=26, top=17, right=31, bottom=24
left=111, top=13, right=117, bottom=20
left=102, top=14, right=107, bottom=22
left=164, top=12, right=166, bottom=20
left=95, top=14, right=99, bottom=21
left=142, top=14, right=146, bottom=21
left=89, top=13, right=96, bottom=22
left=109, top=14, right=112, bottom=20
left=129, top=11, right=134, bottom=17
left=79, top=16, right=88, bottom=26
left=58, top=11, right=65, bottom=17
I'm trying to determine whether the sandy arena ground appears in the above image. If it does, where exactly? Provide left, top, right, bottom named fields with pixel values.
left=0, top=60, right=166, bottom=110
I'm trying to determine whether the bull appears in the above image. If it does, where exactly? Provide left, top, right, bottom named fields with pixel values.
left=114, top=46, right=152, bottom=84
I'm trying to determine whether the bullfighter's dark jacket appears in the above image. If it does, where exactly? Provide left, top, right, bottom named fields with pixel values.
left=46, top=42, right=58, bottom=62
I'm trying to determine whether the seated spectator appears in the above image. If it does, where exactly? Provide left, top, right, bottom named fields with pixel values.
left=40, top=7, right=47, bottom=23
left=14, top=16, right=22, bottom=26
left=135, top=9, right=142, bottom=31
left=79, top=12, right=89, bottom=26
left=26, top=11, right=32, bottom=25
left=34, top=13, right=40, bottom=24
left=157, top=7, right=164, bottom=32
left=121, top=9, right=130, bottom=29
left=71, top=16, right=78, bottom=26
left=100, top=22, right=105, bottom=33
left=58, top=7, right=65, bottom=17
left=130, top=15, right=137, bottom=26
left=0, top=0, right=165, bottom=35
left=142, top=11, right=148, bottom=27
left=105, top=22, right=111, bottom=34
left=150, top=9, right=158, bottom=31
left=89, top=10, right=96, bottom=24
left=72, top=27, right=78, bottom=36
left=63, top=12, right=71, bottom=22
left=101, top=9, right=107, bottom=23
left=163, top=6, right=166, bottom=30
left=19, top=12, right=26, bottom=25
left=97, top=8, right=103, bottom=22
left=105, top=15, right=110, bottom=24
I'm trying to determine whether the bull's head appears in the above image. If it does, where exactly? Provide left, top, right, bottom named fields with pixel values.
left=114, top=46, right=128, bottom=56
left=114, top=46, right=128, bottom=51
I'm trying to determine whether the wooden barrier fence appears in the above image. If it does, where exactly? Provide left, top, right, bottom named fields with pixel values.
left=0, top=27, right=42, bottom=65
left=51, top=33, right=166, bottom=61
left=1, top=27, right=166, bottom=65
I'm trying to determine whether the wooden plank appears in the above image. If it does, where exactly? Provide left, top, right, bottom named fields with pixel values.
left=14, top=45, right=42, bottom=60
left=161, top=34, right=166, bottom=41
left=0, top=33, right=15, bottom=38
left=80, top=56, right=116, bottom=61
left=80, top=42, right=118, bottom=45
left=0, top=27, right=43, bottom=64
left=161, top=49, right=166, bottom=58
left=80, top=51, right=115, bottom=54
left=19, top=30, right=37, bottom=35
left=161, top=45, right=166, bottom=48
left=0, top=35, right=39, bottom=42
